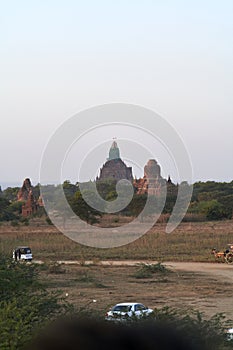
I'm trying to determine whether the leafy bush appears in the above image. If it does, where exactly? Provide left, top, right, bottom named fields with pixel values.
left=133, top=263, right=171, bottom=279
left=45, top=216, right=53, bottom=225
left=153, top=306, right=232, bottom=350
left=19, top=217, right=29, bottom=225
left=0, top=258, right=71, bottom=349
left=10, top=220, right=19, bottom=227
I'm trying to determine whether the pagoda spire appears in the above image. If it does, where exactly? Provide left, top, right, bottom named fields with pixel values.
left=108, top=139, right=120, bottom=160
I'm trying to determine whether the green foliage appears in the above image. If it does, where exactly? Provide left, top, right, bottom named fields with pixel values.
left=0, top=258, right=71, bottom=349
left=96, top=180, right=118, bottom=200
left=32, top=183, right=41, bottom=199
left=189, top=200, right=232, bottom=221
left=69, top=190, right=102, bottom=224
left=62, top=180, right=78, bottom=200
left=45, top=216, right=53, bottom=225
left=11, top=220, right=19, bottom=227
left=153, top=307, right=232, bottom=350
left=191, top=181, right=233, bottom=220
left=126, top=194, right=147, bottom=217
left=0, top=259, right=37, bottom=300
left=105, top=190, right=118, bottom=201
left=0, top=198, right=18, bottom=221
left=206, top=201, right=231, bottom=221
left=0, top=180, right=232, bottom=224
left=109, top=307, right=232, bottom=349
left=193, top=181, right=233, bottom=197
left=133, top=263, right=171, bottom=279
left=2, top=187, right=19, bottom=202
left=162, top=194, right=177, bottom=214
left=9, top=201, right=23, bottom=214
left=0, top=200, right=24, bottom=223
left=19, top=217, right=29, bottom=225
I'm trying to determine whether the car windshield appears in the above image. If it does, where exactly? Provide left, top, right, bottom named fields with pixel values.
left=112, top=305, right=132, bottom=312
left=20, top=248, right=31, bottom=254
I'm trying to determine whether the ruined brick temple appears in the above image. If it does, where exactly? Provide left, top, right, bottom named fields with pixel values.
left=133, top=159, right=166, bottom=196
left=17, top=178, right=43, bottom=217
left=96, top=141, right=175, bottom=195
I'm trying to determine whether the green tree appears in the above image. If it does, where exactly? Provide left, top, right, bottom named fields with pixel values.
left=0, top=198, right=18, bottom=221
left=2, top=187, right=19, bottom=202
left=62, top=180, right=78, bottom=200
left=69, top=191, right=102, bottom=224
left=189, top=199, right=231, bottom=220
left=0, top=257, right=70, bottom=349
left=206, top=201, right=231, bottom=221
left=9, top=201, right=23, bottom=215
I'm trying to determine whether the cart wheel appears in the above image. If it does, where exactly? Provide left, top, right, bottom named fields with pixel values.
left=225, top=253, right=233, bottom=264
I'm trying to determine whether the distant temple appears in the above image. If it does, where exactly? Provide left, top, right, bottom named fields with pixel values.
left=17, top=178, right=43, bottom=217
left=17, top=143, right=177, bottom=218
left=133, top=159, right=166, bottom=196
left=96, top=141, right=133, bottom=183
left=17, top=178, right=33, bottom=202
left=96, top=141, right=176, bottom=196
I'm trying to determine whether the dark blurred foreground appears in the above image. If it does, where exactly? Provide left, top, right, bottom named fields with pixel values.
left=28, top=317, right=209, bottom=350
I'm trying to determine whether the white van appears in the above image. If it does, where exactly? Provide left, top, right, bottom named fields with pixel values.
left=13, top=247, right=33, bottom=261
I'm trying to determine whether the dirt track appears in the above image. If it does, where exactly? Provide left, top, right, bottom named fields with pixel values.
left=165, top=261, right=233, bottom=282
left=41, top=260, right=233, bottom=321
left=54, top=259, right=233, bottom=280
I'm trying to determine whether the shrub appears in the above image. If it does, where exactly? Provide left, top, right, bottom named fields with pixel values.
left=45, top=217, right=53, bottom=225
left=133, top=263, right=171, bottom=279
left=153, top=307, right=231, bottom=350
left=19, top=217, right=29, bottom=225
left=0, top=257, right=71, bottom=349
left=11, top=220, right=19, bottom=227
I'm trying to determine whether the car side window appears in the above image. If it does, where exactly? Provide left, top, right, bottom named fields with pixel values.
left=135, top=304, right=146, bottom=311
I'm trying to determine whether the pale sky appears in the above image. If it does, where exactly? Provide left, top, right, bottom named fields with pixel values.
left=1, top=0, right=233, bottom=188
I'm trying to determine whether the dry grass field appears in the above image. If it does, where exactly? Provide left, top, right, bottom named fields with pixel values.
left=0, top=219, right=233, bottom=261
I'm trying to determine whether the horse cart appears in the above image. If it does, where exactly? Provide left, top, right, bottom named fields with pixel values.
left=211, top=244, right=233, bottom=264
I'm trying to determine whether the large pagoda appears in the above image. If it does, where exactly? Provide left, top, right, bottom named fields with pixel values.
left=96, top=141, right=133, bottom=183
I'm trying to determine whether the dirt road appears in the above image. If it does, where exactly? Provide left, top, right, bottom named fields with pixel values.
left=39, top=259, right=233, bottom=320
left=54, top=259, right=233, bottom=280
left=165, top=261, right=233, bottom=281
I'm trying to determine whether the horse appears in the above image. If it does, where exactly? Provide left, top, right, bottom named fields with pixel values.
left=211, top=248, right=226, bottom=263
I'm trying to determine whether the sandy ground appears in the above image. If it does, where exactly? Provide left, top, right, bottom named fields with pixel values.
left=40, top=260, right=233, bottom=322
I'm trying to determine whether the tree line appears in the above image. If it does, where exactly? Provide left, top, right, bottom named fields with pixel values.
left=0, top=180, right=232, bottom=224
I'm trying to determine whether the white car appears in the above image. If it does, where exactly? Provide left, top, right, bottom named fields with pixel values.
left=227, top=328, right=233, bottom=340
left=105, top=302, right=154, bottom=322
left=13, top=246, right=33, bottom=261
